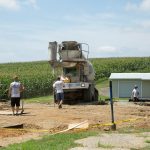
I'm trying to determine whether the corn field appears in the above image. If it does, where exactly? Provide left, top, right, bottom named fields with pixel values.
left=0, top=61, right=55, bottom=99
left=0, top=57, right=150, bottom=100
left=90, top=57, right=150, bottom=81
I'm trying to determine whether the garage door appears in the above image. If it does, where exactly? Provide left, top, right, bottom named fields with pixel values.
left=142, top=80, right=150, bottom=98
left=119, top=80, right=141, bottom=98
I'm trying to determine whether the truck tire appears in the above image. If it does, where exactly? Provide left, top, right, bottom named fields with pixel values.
left=94, top=88, right=99, bottom=101
left=83, top=86, right=93, bottom=102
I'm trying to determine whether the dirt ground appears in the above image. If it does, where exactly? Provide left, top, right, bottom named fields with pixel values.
left=0, top=101, right=150, bottom=148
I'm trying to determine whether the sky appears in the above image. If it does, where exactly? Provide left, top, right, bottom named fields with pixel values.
left=0, top=0, right=150, bottom=63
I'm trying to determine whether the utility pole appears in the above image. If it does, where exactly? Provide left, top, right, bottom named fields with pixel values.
left=109, top=80, right=116, bottom=130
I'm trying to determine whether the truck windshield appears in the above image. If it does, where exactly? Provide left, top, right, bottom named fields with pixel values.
left=63, top=67, right=77, bottom=76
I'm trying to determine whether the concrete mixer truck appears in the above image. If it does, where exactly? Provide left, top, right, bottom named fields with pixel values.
left=48, top=41, right=98, bottom=104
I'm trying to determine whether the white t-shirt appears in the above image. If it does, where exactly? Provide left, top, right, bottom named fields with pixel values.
left=53, top=80, right=64, bottom=93
left=132, top=88, right=139, bottom=98
left=10, top=81, right=21, bottom=97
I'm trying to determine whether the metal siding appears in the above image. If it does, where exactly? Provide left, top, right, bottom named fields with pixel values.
left=142, top=80, right=150, bottom=98
left=112, top=80, right=118, bottom=98
left=119, top=80, right=141, bottom=98
left=109, top=73, right=150, bottom=80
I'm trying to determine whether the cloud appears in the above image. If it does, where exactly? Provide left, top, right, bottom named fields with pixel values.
left=28, top=0, right=38, bottom=9
left=0, top=0, right=38, bottom=10
left=64, top=12, right=116, bottom=24
left=126, top=0, right=150, bottom=12
left=97, top=46, right=118, bottom=53
left=0, top=0, right=20, bottom=10
left=140, top=0, right=150, bottom=11
left=125, top=2, right=138, bottom=11
left=139, top=20, right=150, bottom=28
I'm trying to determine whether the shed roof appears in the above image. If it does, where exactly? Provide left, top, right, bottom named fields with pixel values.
left=109, top=73, right=150, bottom=80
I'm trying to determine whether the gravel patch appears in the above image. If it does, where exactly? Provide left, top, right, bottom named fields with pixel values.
left=70, top=132, right=150, bottom=150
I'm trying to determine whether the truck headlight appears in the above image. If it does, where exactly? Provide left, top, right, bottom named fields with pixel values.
left=81, top=83, right=85, bottom=87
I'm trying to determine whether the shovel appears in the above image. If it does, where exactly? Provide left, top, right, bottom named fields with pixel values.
left=20, top=86, right=25, bottom=114
left=20, top=99, right=24, bottom=114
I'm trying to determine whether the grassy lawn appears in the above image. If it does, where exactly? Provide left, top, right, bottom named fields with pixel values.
left=1, top=127, right=149, bottom=150
left=0, top=131, right=98, bottom=150
left=24, top=95, right=54, bottom=104
left=96, top=78, right=109, bottom=89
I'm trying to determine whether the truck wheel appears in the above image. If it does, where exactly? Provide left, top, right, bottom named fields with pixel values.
left=94, top=88, right=99, bottom=101
left=83, top=86, right=93, bottom=102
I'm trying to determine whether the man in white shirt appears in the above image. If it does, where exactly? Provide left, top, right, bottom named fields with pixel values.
left=53, top=77, right=64, bottom=109
left=132, top=85, right=139, bottom=102
left=8, top=76, right=24, bottom=115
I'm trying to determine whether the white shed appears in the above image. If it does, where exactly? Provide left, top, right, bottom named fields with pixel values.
left=109, top=73, right=150, bottom=98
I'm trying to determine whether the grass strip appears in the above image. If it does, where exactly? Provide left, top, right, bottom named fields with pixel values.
left=0, top=131, right=98, bottom=150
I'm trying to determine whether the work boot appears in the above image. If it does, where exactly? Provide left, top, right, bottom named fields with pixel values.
left=16, top=113, right=19, bottom=116
left=58, top=104, right=62, bottom=109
